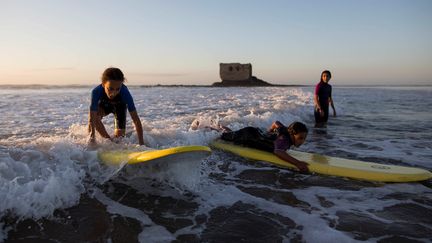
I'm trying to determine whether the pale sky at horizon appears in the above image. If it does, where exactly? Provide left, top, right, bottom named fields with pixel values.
left=1, top=0, right=431, bottom=86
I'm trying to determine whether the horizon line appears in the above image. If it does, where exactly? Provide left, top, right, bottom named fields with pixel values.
left=1, top=83, right=431, bottom=89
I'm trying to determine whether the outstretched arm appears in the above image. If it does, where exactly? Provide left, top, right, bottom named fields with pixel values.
left=274, top=150, right=309, bottom=173
left=130, top=111, right=144, bottom=145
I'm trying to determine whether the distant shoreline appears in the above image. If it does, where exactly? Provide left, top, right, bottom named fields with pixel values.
left=0, top=84, right=431, bottom=89
left=0, top=84, right=310, bottom=89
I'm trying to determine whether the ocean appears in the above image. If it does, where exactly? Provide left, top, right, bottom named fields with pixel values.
left=0, top=86, right=431, bottom=242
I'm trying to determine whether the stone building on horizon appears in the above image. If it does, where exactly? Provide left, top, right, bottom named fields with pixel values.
left=213, top=63, right=272, bottom=87
left=219, top=63, right=252, bottom=81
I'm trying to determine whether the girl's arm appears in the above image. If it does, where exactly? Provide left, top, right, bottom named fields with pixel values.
left=314, top=95, right=322, bottom=111
left=268, top=121, right=284, bottom=132
left=274, top=150, right=309, bottom=173
left=88, top=111, right=111, bottom=142
left=314, top=95, right=325, bottom=117
left=130, top=111, right=144, bottom=145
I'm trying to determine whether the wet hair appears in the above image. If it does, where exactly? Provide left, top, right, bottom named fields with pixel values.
left=101, top=67, right=125, bottom=83
left=287, top=122, right=308, bottom=135
left=320, top=70, right=332, bottom=82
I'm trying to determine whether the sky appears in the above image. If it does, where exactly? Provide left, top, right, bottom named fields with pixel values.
left=1, top=0, right=431, bottom=86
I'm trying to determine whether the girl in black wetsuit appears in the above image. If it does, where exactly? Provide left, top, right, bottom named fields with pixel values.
left=220, top=121, right=309, bottom=172
left=314, top=70, right=336, bottom=126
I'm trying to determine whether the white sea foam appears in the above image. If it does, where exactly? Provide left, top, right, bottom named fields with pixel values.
left=93, top=188, right=175, bottom=242
left=0, top=86, right=431, bottom=241
left=0, top=136, right=86, bottom=219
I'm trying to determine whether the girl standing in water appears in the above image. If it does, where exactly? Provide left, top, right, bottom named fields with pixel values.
left=314, top=70, right=336, bottom=127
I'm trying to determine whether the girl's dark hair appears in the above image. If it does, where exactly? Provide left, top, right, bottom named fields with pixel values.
left=101, top=67, right=125, bottom=82
left=287, top=122, right=308, bottom=135
left=320, top=70, right=332, bottom=82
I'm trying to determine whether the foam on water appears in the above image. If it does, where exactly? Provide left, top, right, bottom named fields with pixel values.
left=92, top=188, right=175, bottom=242
left=1, top=86, right=431, bottom=241
left=189, top=167, right=358, bottom=242
left=0, top=138, right=85, bottom=219
left=192, top=152, right=432, bottom=242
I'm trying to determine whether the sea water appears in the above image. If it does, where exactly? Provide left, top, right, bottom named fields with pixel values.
left=0, top=86, right=431, bottom=242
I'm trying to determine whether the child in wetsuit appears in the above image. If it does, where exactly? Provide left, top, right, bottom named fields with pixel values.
left=88, top=67, right=144, bottom=145
left=220, top=121, right=309, bottom=172
left=314, top=70, right=336, bottom=126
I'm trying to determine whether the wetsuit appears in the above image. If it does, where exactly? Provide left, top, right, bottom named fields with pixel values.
left=221, top=123, right=293, bottom=152
left=90, top=84, right=136, bottom=130
left=314, top=81, right=332, bottom=123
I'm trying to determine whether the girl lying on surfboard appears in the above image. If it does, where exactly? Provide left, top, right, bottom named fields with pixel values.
left=88, top=67, right=144, bottom=146
left=219, top=121, right=309, bottom=173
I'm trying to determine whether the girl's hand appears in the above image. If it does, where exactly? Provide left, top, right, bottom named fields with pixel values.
left=316, top=107, right=324, bottom=117
left=295, top=161, right=309, bottom=173
left=87, top=137, right=97, bottom=150
left=111, top=137, right=123, bottom=144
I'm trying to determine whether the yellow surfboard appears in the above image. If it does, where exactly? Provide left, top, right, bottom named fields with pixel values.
left=98, top=145, right=212, bottom=166
left=211, top=140, right=432, bottom=182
